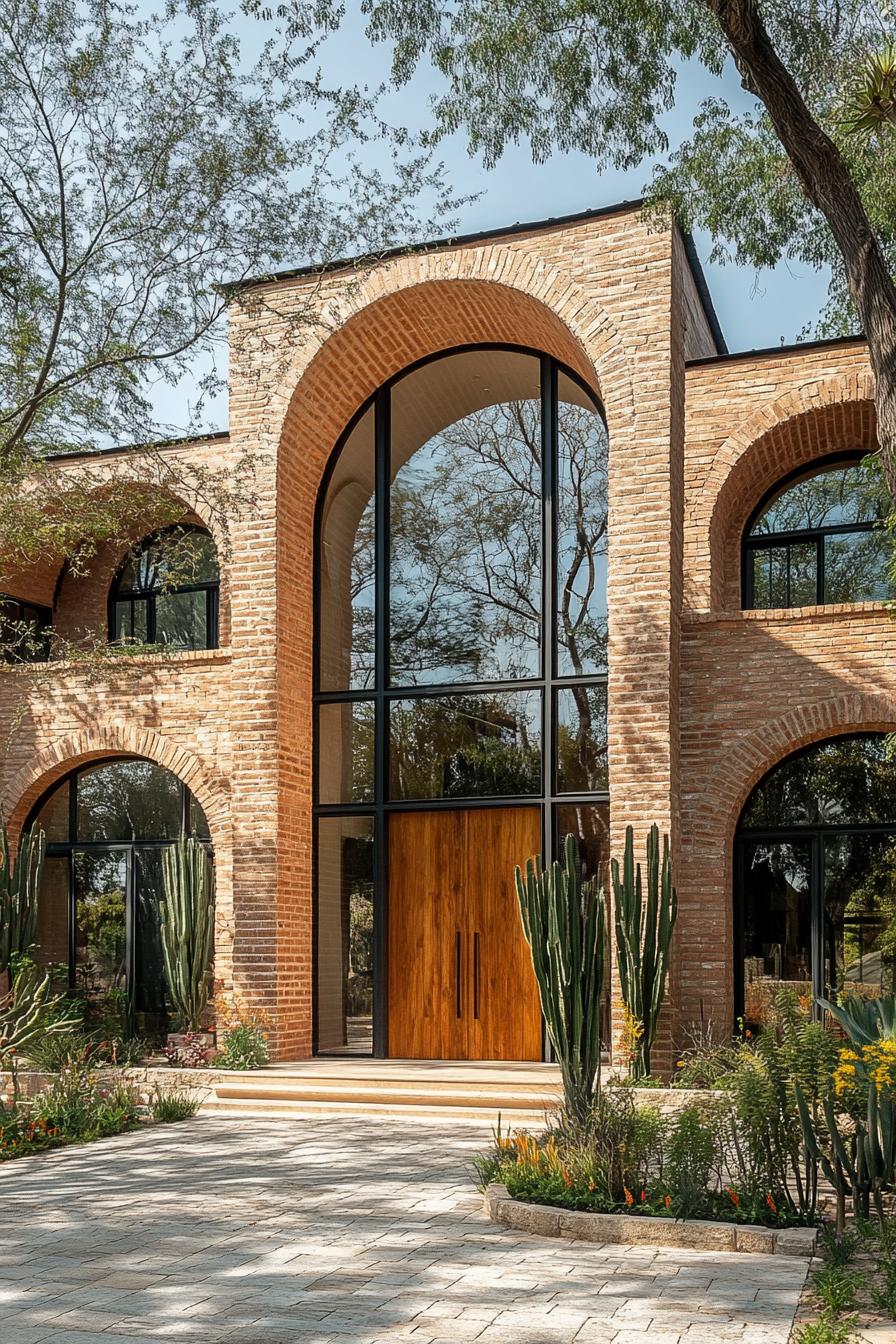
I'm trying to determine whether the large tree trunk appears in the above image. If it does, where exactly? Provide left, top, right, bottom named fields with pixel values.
left=707, top=0, right=896, bottom=499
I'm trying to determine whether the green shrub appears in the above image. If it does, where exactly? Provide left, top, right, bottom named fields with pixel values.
left=812, top=1265, right=863, bottom=1314
left=216, top=1022, right=269, bottom=1070
left=819, top=1224, right=860, bottom=1266
left=870, top=1257, right=896, bottom=1318
left=665, top=1105, right=714, bottom=1219
left=792, top=1314, right=858, bottom=1344
left=30, top=1065, right=140, bottom=1141
left=151, top=1089, right=201, bottom=1123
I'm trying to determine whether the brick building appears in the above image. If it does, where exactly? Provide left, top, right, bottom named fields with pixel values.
left=2, top=202, right=893, bottom=1066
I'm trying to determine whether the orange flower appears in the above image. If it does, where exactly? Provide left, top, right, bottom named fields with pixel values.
left=725, top=1187, right=740, bottom=1207
left=640, top=1190, right=647, bottom=1203
left=766, top=1194, right=777, bottom=1214
left=664, top=1194, right=672, bottom=1209
left=624, top=1187, right=634, bottom=1207
left=561, top=1166, right=573, bottom=1189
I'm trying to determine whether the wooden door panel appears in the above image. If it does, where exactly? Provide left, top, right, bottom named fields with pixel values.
left=388, top=806, right=542, bottom=1060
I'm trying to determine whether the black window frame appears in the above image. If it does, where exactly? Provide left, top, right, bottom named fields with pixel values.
left=312, top=343, right=610, bottom=1058
left=741, top=452, right=889, bottom=610
left=108, top=524, right=220, bottom=651
left=25, top=757, right=211, bottom=1013
left=733, top=732, right=896, bottom=1021
left=0, top=592, right=52, bottom=663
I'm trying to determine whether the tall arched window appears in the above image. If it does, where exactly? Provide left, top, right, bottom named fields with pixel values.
left=28, top=759, right=211, bottom=1030
left=315, top=345, right=609, bottom=1057
left=735, top=734, right=896, bottom=1028
left=742, top=456, right=890, bottom=609
left=110, top=526, right=219, bottom=650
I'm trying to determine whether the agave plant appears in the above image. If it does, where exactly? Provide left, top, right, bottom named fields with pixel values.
left=0, top=961, right=80, bottom=1072
left=818, top=992, right=896, bottom=1046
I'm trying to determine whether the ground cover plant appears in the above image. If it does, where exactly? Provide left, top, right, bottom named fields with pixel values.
left=793, top=1216, right=896, bottom=1342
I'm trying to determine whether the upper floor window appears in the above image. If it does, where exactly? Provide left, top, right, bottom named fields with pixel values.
left=743, top=457, right=891, bottom=610
left=110, top=526, right=219, bottom=651
left=0, top=594, right=51, bottom=663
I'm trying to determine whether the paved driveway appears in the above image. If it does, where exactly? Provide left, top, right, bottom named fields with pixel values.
left=0, top=1116, right=808, bottom=1343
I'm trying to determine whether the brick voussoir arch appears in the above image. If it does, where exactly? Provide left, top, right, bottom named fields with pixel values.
left=691, top=371, right=876, bottom=609
left=4, top=727, right=230, bottom=845
left=696, top=691, right=896, bottom=854
left=269, top=244, right=636, bottom=444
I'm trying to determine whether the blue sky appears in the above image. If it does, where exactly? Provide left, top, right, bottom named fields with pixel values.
left=156, top=10, right=834, bottom=434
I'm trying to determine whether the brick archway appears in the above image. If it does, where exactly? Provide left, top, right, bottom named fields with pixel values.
left=687, top=371, right=876, bottom=611
left=4, top=725, right=230, bottom=847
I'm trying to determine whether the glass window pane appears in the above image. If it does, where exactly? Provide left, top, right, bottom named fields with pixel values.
left=824, top=833, right=896, bottom=999
left=316, top=816, right=374, bottom=1054
left=555, top=684, right=608, bottom=793
left=740, top=735, right=896, bottom=830
left=35, top=854, right=70, bottom=972
left=741, top=838, right=812, bottom=1028
left=188, top=794, right=211, bottom=840
left=32, top=780, right=70, bottom=843
left=74, top=850, right=128, bottom=998
left=787, top=542, right=818, bottom=606
left=317, top=701, right=375, bottom=804
left=155, top=589, right=207, bottom=649
left=555, top=802, right=610, bottom=886
left=751, top=461, right=888, bottom=535
left=389, top=690, right=541, bottom=800
left=556, top=373, right=608, bottom=676
left=749, top=545, right=790, bottom=608
left=76, top=760, right=183, bottom=842
left=390, top=350, right=542, bottom=685
left=120, top=528, right=218, bottom=593
left=824, top=529, right=891, bottom=604
left=319, top=406, right=375, bottom=691
left=134, top=849, right=166, bottom=1018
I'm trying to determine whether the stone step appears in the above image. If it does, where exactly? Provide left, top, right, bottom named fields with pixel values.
left=211, top=1079, right=560, bottom=1110
left=200, top=1095, right=546, bottom=1124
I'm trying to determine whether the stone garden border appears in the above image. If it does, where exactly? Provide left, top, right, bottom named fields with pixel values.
left=483, top=1184, right=818, bottom=1257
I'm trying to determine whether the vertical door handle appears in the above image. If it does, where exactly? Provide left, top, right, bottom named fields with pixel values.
left=473, top=931, right=480, bottom=1020
left=455, top=930, right=462, bottom=1018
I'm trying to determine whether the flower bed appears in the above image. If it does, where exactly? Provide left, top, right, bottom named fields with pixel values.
left=482, top=1182, right=817, bottom=1255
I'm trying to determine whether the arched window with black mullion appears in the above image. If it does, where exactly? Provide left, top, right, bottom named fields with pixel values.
left=110, top=525, right=219, bottom=651
left=742, top=454, right=891, bottom=610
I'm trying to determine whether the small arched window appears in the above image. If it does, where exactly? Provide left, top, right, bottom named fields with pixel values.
left=110, top=526, right=219, bottom=650
left=742, top=456, right=891, bottom=610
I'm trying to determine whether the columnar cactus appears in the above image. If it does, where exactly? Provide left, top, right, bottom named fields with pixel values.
left=0, top=824, right=44, bottom=975
left=159, top=836, right=214, bottom=1032
left=611, top=823, right=678, bottom=1081
left=515, top=833, right=606, bottom=1127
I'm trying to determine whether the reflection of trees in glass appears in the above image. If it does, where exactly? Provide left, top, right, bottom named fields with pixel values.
left=342, top=834, right=373, bottom=1019
left=741, top=737, right=896, bottom=830
left=391, top=399, right=542, bottom=684
left=827, top=834, right=896, bottom=993
left=749, top=460, right=891, bottom=606
left=556, top=685, right=608, bottom=792
left=390, top=694, right=541, bottom=799
left=77, top=761, right=183, bottom=841
left=743, top=840, right=811, bottom=978
left=75, top=853, right=127, bottom=994
left=556, top=398, right=609, bottom=677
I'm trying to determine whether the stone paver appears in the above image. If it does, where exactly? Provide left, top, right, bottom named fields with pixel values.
left=0, top=1116, right=809, bottom=1343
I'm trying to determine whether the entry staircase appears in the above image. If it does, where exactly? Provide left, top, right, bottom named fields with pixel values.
left=199, top=1058, right=564, bottom=1124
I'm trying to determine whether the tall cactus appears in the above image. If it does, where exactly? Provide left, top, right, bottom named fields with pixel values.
left=611, top=824, right=678, bottom=1081
left=0, top=824, right=44, bottom=975
left=159, top=835, right=214, bottom=1032
left=515, top=833, right=606, bottom=1127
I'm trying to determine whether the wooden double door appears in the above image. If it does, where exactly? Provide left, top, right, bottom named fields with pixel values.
left=387, top=806, right=543, bottom=1060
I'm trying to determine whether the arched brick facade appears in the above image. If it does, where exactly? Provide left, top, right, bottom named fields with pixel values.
left=686, top=370, right=876, bottom=612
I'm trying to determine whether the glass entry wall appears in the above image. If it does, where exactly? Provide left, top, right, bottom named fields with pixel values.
left=27, top=758, right=211, bottom=1031
left=314, top=345, right=610, bottom=1056
left=735, top=734, right=896, bottom=1029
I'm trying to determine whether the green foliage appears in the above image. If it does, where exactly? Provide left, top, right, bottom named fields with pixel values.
left=819, top=992, right=896, bottom=1046
left=819, top=1223, right=860, bottom=1266
left=812, top=1265, right=863, bottom=1314
left=611, top=824, right=677, bottom=1080
left=0, top=825, right=43, bottom=975
left=151, top=1089, right=201, bottom=1123
left=870, top=1257, right=896, bottom=1318
left=792, top=1314, right=859, bottom=1344
left=665, top=1105, right=714, bottom=1219
left=0, top=961, right=80, bottom=1069
left=515, top=833, right=606, bottom=1126
left=216, top=1021, right=270, bottom=1071
left=159, top=837, right=214, bottom=1033
left=29, top=1065, right=140, bottom=1142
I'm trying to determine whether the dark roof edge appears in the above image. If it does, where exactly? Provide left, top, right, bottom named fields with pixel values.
left=678, top=230, right=727, bottom=355
left=686, top=331, right=865, bottom=368
left=219, top=199, right=647, bottom=292
left=44, top=428, right=230, bottom=463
